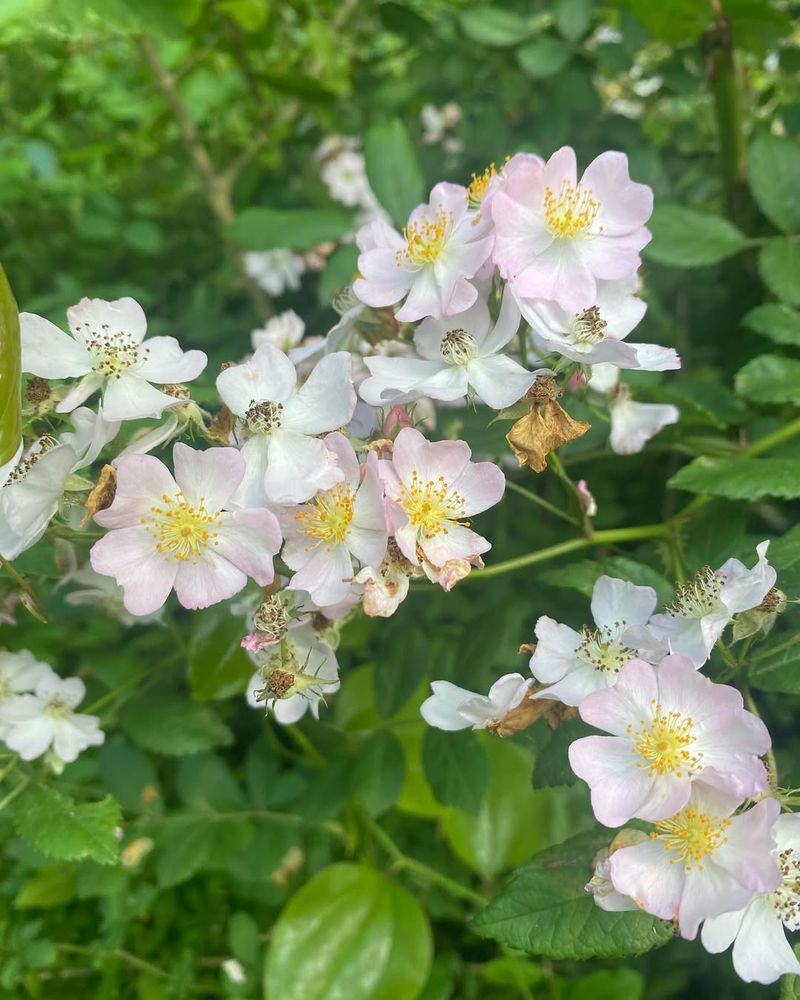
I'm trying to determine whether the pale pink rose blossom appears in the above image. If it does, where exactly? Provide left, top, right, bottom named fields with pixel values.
left=610, top=390, right=679, bottom=455
left=420, top=673, right=532, bottom=731
left=569, top=654, right=770, bottom=827
left=492, top=146, right=652, bottom=312
left=353, top=182, right=494, bottom=322
left=0, top=650, right=55, bottom=739
left=90, top=444, right=281, bottom=616
left=20, top=297, right=207, bottom=421
left=702, top=813, right=800, bottom=984
left=281, top=433, right=388, bottom=607
left=609, top=785, right=780, bottom=940
left=380, top=427, right=505, bottom=571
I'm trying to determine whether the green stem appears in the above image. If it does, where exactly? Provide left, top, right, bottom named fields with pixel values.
left=505, top=480, right=579, bottom=527
left=469, top=523, right=669, bottom=581
left=0, top=555, right=47, bottom=622
left=0, top=756, right=17, bottom=784
left=283, top=725, right=326, bottom=767
left=0, top=266, right=21, bottom=469
left=362, top=812, right=487, bottom=907
left=0, top=776, right=29, bottom=812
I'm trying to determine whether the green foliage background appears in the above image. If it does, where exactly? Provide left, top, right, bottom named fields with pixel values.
left=2, top=0, right=800, bottom=997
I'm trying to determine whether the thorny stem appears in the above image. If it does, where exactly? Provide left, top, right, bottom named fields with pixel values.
left=361, top=811, right=487, bottom=907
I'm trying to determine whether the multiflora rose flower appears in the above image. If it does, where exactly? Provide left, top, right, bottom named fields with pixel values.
left=353, top=182, right=494, bottom=322
left=701, top=813, right=800, bottom=984
left=529, top=575, right=658, bottom=707
left=568, top=654, right=770, bottom=827
left=608, top=785, right=780, bottom=940
left=380, top=427, right=505, bottom=573
left=281, top=433, right=388, bottom=607
left=420, top=673, right=532, bottom=731
left=1, top=673, right=104, bottom=763
left=492, top=146, right=653, bottom=312
left=0, top=649, right=55, bottom=739
left=20, top=296, right=207, bottom=421
left=216, top=344, right=356, bottom=505
left=358, top=291, right=536, bottom=410
left=90, top=443, right=281, bottom=616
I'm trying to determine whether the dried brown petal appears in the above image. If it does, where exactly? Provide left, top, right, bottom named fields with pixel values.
left=81, top=464, right=117, bottom=526
left=207, top=405, right=234, bottom=444
left=506, top=400, right=591, bottom=473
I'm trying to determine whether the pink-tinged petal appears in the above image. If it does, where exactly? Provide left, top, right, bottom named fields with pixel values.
left=137, top=336, right=207, bottom=383
left=580, top=229, right=649, bottom=281
left=172, top=443, right=244, bottom=511
left=512, top=241, right=598, bottom=312
left=609, top=839, right=685, bottom=920
left=479, top=288, right=521, bottom=355
left=416, top=300, right=490, bottom=359
left=322, top=432, right=360, bottom=488
left=348, top=524, right=388, bottom=568
left=591, top=575, right=657, bottom=630
left=353, top=250, right=410, bottom=307
left=174, top=551, right=246, bottom=610
left=429, top=181, right=470, bottom=223
left=420, top=680, right=477, bottom=730
left=716, top=797, right=781, bottom=894
left=635, top=771, right=694, bottom=823
left=396, top=267, right=442, bottom=323
left=231, top=436, right=269, bottom=509
left=678, top=862, right=755, bottom=940
left=20, top=314, right=92, bottom=377
left=467, top=354, right=535, bottom=409
left=438, top=234, right=494, bottom=286
left=288, top=543, right=354, bottom=607
left=568, top=735, right=655, bottom=826
left=544, top=145, right=578, bottom=189
left=492, top=191, right=554, bottom=276
left=391, top=428, right=471, bottom=490
left=355, top=217, right=404, bottom=254
left=95, top=453, right=178, bottom=528
left=215, top=507, right=281, bottom=585
left=532, top=664, right=609, bottom=707
left=264, top=431, right=343, bottom=505
left=392, top=516, right=419, bottom=564
left=216, top=343, right=297, bottom=416
left=56, top=372, right=105, bottom=412
left=102, top=372, right=177, bottom=421
left=594, top=276, right=646, bottom=339
left=501, top=152, right=546, bottom=205
left=90, top=527, right=178, bottom=616
left=529, top=618, right=582, bottom=683
left=283, top=352, right=356, bottom=435
left=775, top=812, right=800, bottom=856
left=578, top=659, right=658, bottom=736
left=449, top=459, right=505, bottom=516
left=419, top=521, right=490, bottom=566
left=731, top=897, right=800, bottom=984
left=655, top=655, right=745, bottom=719
left=67, top=296, right=148, bottom=344
left=701, top=906, right=747, bottom=954
left=718, top=541, right=776, bottom=614
left=610, top=399, right=679, bottom=456
left=580, top=151, right=653, bottom=234
left=487, top=673, right=531, bottom=712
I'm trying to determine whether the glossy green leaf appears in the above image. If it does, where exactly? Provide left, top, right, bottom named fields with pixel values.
left=471, top=831, right=674, bottom=958
left=364, top=120, right=425, bottom=227
left=759, top=239, right=800, bottom=306
left=228, top=207, right=354, bottom=251
left=422, top=728, right=489, bottom=815
left=742, top=303, right=800, bottom=347
left=555, top=0, right=592, bottom=40
left=264, top=863, right=433, bottom=1000
left=12, top=786, right=121, bottom=865
left=119, top=693, right=233, bottom=755
left=516, top=37, right=571, bottom=78
left=735, top=354, right=800, bottom=405
left=188, top=604, right=253, bottom=700
left=749, top=641, right=800, bottom=694
left=669, top=456, right=800, bottom=501
left=459, top=7, right=535, bottom=47
left=0, top=266, right=21, bottom=468
left=645, top=204, right=747, bottom=267
left=749, top=134, right=800, bottom=235
left=352, top=729, right=406, bottom=817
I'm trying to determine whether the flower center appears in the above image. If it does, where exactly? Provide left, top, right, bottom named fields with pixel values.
left=245, top=400, right=284, bottom=434
left=45, top=696, right=72, bottom=719
left=628, top=701, right=702, bottom=777
left=3, top=436, right=58, bottom=487
left=397, top=470, right=467, bottom=538
left=396, top=209, right=453, bottom=267
left=572, top=306, right=608, bottom=346
left=294, top=482, right=356, bottom=548
left=143, top=491, right=221, bottom=562
left=652, top=806, right=731, bottom=871
left=544, top=180, right=601, bottom=239
left=440, top=328, right=479, bottom=365
left=83, top=327, right=143, bottom=378
left=771, top=847, right=800, bottom=929
left=467, top=164, right=496, bottom=210
left=668, top=566, right=723, bottom=619
left=575, top=624, right=636, bottom=675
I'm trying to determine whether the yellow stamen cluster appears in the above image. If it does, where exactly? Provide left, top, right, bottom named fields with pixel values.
left=573, top=306, right=608, bottom=346
left=468, top=164, right=497, bottom=209
left=629, top=701, right=702, bottom=778
left=772, top=847, right=800, bottom=927
left=294, top=482, right=356, bottom=549
left=80, top=325, right=143, bottom=378
left=44, top=696, right=72, bottom=720
left=669, top=566, right=723, bottom=618
left=575, top=623, right=635, bottom=674
left=653, top=806, right=731, bottom=871
left=544, top=180, right=601, bottom=239
left=397, top=471, right=466, bottom=538
left=396, top=209, right=453, bottom=267
left=143, top=491, right=221, bottom=562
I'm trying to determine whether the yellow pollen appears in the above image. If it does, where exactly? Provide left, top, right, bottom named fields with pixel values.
left=544, top=179, right=601, bottom=238
left=396, top=209, right=453, bottom=267
left=628, top=701, right=702, bottom=778
left=652, top=806, right=731, bottom=871
left=143, top=491, right=221, bottom=562
left=397, top=470, right=467, bottom=538
left=468, top=163, right=496, bottom=209
left=294, top=482, right=356, bottom=548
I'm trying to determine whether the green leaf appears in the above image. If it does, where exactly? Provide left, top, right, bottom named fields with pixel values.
left=98, top=736, right=160, bottom=813
left=264, top=862, right=433, bottom=1000
left=119, top=693, right=233, bottom=755
left=569, top=970, right=645, bottom=1000
left=471, top=831, right=673, bottom=959
left=318, top=243, right=358, bottom=304
left=516, top=37, right=571, bottom=79
left=188, top=604, right=253, bottom=700
left=364, top=120, right=425, bottom=228
left=374, top=623, right=428, bottom=718
left=555, top=0, right=592, bottom=40
left=749, top=135, right=800, bottom=235
left=759, top=239, right=800, bottom=306
left=668, top=456, right=800, bottom=501
left=228, top=207, right=353, bottom=251
left=538, top=556, right=673, bottom=607
left=742, top=303, right=800, bottom=347
left=780, top=947, right=800, bottom=998
left=422, top=728, right=489, bottom=815
left=770, top=524, right=800, bottom=594
left=352, top=730, right=405, bottom=817
left=12, top=786, right=121, bottom=865
left=14, top=868, right=78, bottom=909
left=735, top=354, right=800, bottom=404
left=645, top=204, right=747, bottom=267
left=0, top=266, right=21, bottom=468
left=621, top=0, right=708, bottom=44
left=155, top=816, right=218, bottom=887
left=749, top=641, right=800, bottom=694
left=459, top=7, right=536, bottom=47
left=532, top=717, right=591, bottom=788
